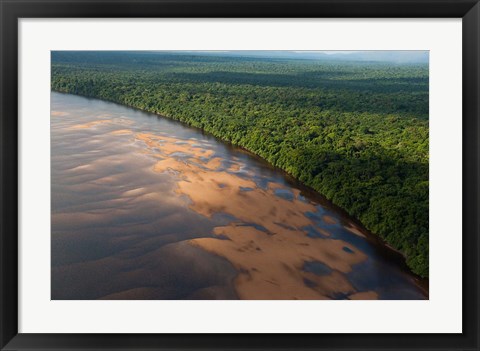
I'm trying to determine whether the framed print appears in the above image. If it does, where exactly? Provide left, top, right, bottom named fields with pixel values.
left=1, top=0, right=479, bottom=350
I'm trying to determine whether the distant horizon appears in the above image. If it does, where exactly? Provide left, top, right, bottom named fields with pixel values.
left=169, top=50, right=429, bottom=64
left=52, top=50, right=429, bottom=65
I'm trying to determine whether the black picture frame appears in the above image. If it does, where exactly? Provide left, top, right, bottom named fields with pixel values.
left=1, top=0, right=479, bottom=350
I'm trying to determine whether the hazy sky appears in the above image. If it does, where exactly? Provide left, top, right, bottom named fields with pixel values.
left=188, top=50, right=429, bottom=64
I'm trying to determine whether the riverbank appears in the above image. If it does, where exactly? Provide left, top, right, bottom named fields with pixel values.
left=51, top=92, right=427, bottom=299
left=51, top=84, right=429, bottom=280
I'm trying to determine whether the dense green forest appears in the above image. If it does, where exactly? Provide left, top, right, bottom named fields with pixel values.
left=51, top=51, right=429, bottom=277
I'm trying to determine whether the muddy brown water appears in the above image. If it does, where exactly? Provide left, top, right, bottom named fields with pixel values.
left=51, top=92, right=428, bottom=300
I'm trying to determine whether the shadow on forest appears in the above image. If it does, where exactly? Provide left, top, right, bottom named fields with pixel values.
left=165, top=71, right=429, bottom=93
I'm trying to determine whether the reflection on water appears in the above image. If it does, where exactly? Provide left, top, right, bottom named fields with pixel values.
left=51, top=92, right=427, bottom=300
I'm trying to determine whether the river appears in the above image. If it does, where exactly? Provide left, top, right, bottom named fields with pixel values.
left=51, top=92, right=427, bottom=300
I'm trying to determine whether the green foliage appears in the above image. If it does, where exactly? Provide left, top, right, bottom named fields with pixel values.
left=51, top=51, right=429, bottom=277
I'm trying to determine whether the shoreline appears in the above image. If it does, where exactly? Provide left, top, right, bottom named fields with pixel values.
left=50, top=89, right=429, bottom=284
